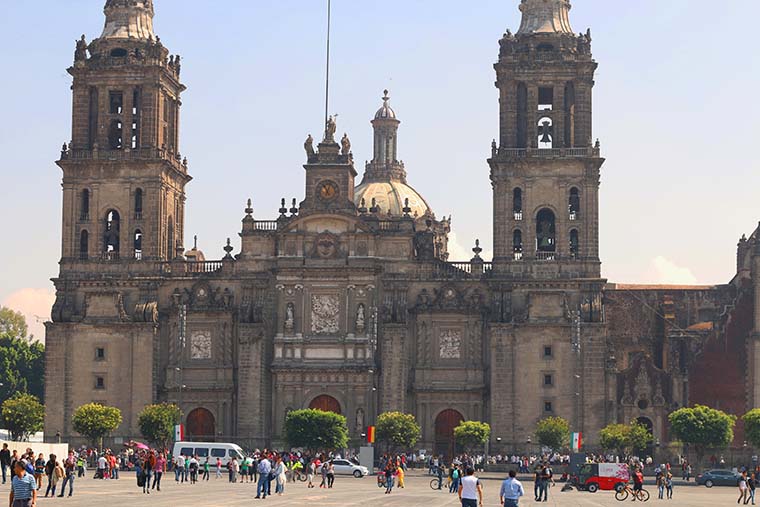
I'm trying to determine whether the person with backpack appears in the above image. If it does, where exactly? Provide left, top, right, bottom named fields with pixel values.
left=450, top=464, right=461, bottom=494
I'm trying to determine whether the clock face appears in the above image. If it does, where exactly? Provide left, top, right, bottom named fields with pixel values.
left=318, top=181, right=339, bottom=201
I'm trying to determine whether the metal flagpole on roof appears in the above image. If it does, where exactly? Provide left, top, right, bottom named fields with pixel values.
left=325, top=0, right=331, bottom=127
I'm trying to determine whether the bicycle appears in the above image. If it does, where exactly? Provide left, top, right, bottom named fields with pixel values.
left=429, top=477, right=451, bottom=491
left=615, top=483, right=650, bottom=502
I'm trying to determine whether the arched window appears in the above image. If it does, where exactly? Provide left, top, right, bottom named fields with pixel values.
left=134, top=230, right=143, bottom=260
left=80, top=189, right=90, bottom=221
left=513, top=229, right=523, bottom=260
left=569, top=187, right=580, bottom=220
left=538, top=117, right=553, bottom=149
left=108, top=120, right=123, bottom=150
left=512, top=188, right=523, bottom=220
left=103, top=210, right=120, bottom=259
left=536, top=208, right=556, bottom=258
left=134, top=189, right=143, bottom=219
left=570, top=229, right=580, bottom=259
left=79, top=230, right=89, bottom=260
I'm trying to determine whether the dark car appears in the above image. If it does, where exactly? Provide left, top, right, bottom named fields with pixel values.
left=696, top=469, right=742, bottom=488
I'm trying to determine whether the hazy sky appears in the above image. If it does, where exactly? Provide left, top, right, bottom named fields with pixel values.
left=2, top=0, right=759, bottom=339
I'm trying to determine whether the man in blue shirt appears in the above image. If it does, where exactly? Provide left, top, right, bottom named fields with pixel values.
left=255, top=456, right=272, bottom=499
left=500, top=469, right=525, bottom=507
left=10, top=459, right=37, bottom=507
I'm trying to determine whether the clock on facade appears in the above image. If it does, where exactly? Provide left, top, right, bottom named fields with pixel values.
left=317, top=181, right=339, bottom=201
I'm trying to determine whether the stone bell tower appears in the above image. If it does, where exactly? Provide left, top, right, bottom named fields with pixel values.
left=489, top=0, right=604, bottom=278
left=58, top=0, right=191, bottom=263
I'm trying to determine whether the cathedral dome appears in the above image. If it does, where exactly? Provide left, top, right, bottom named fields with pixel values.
left=374, top=90, right=397, bottom=120
left=354, top=180, right=432, bottom=218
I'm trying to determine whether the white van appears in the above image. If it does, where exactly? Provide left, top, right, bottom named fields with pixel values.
left=172, top=442, right=245, bottom=467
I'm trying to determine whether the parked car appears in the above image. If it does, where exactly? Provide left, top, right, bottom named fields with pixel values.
left=318, top=458, right=369, bottom=478
left=696, top=469, right=742, bottom=488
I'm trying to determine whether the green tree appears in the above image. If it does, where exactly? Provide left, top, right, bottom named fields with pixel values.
left=454, top=421, right=491, bottom=453
left=743, top=409, right=760, bottom=449
left=284, top=409, right=348, bottom=452
left=599, top=422, right=653, bottom=455
left=599, top=423, right=629, bottom=454
left=72, top=403, right=122, bottom=449
left=669, top=405, right=736, bottom=464
left=1, top=393, right=44, bottom=441
left=535, top=416, right=570, bottom=451
left=0, top=308, right=45, bottom=402
left=0, top=307, right=28, bottom=340
left=138, top=403, right=182, bottom=450
left=376, top=412, right=421, bottom=451
left=628, top=421, right=654, bottom=453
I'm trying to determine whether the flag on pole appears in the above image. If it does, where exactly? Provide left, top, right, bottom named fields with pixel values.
left=174, top=424, right=184, bottom=442
left=571, top=432, right=583, bottom=452
left=367, top=426, right=376, bottom=444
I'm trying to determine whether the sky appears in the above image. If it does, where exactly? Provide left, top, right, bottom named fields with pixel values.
left=1, top=0, right=759, bottom=341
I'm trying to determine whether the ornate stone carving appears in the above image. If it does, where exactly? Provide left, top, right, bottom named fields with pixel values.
left=311, top=295, right=340, bottom=335
left=190, top=330, right=212, bottom=360
left=284, top=302, right=295, bottom=332
left=439, top=329, right=462, bottom=359
left=355, top=303, right=366, bottom=333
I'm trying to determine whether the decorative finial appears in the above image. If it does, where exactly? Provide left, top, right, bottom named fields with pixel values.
left=370, top=198, right=380, bottom=214
left=402, top=198, right=412, bottom=217
left=472, top=239, right=483, bottom=257
left=279, top=198, right=288, bottom=216
left=290, top=198, right=299, bottom=215
left=245, top=199, right=253, bottom=216
left=193, top=235, right=198, bottom=250
left=358, top=198, right=368, bottom=214
left=223, top=238, right=234, bottom=259
left=383, top=89, right=390, bottom=104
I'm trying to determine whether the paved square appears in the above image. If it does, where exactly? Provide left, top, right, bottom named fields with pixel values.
left=7, top=471, right=743, bottom=506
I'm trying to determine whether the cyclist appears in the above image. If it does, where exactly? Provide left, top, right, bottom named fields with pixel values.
left=632, top=466, right=645, bottom=500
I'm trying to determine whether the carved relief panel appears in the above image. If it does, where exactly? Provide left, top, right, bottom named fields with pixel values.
left=311, top=294, right=340, bottom=335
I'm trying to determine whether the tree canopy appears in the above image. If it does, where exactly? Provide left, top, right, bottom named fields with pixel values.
left=743, top=409, right=760, bottom=449
left=0, top=307, right=44, bottom=402
left=669, top=405, right=735, bottom=462
left=376, top=411, right=421, bottom=451
left=138, top=403, right=182, bottom=450
left=454, top=421, right=491, bottom=452
left=72, top=403, right=122, bottom=448
left=284, top=409, right=348, bottom=452
left=1, top=393, right=44, bottom=441
left=535, top=416, right=570, bottom=451
left=599, top=421, right=653, bottom=454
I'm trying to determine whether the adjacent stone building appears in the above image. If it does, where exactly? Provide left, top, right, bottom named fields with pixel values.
left=45, top=0, right=758, bottom=454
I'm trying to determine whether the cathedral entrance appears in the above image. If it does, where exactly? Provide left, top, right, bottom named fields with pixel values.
left=309, top=395, right=342, bottom=414
left=434, top=409, right=464, bottom=459
left=186, top=408, right=216, bottom=440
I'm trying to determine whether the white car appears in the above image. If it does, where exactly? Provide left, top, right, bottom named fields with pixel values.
left=318, top=459, right=369, bottom=478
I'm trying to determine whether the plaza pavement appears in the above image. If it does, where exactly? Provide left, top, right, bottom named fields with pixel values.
left=5, top=471, right=743, bottom=506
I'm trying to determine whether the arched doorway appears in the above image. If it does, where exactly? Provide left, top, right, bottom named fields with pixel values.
left=636, top=416, right=655, bottom=456
left=435, top=409, right=464, bottom=460
left=186, top=408, right=216, bottom=440
left=309, top=395, right=342, bottom=414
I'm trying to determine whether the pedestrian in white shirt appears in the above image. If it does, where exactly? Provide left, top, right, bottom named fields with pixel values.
left=458, top=467, right=483, bottom=507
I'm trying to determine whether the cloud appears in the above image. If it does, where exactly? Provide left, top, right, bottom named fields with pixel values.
left=2, top=288, right=56, bottom=343
left=649, top=256, right=698, bottom=285
left=447, top=232, right=493, bottom=262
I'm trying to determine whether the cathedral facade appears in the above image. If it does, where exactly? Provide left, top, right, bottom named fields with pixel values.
left=45, top=0, right=760, bottom=454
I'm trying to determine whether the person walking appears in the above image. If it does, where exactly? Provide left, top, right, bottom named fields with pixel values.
left=533, top=465, right=542, bottom=501
left=33, top=454, right=44, bottom=491
left=450, top=465, right=461, bottom=494
left=397, top=461, right=405, bottom=489
left=10, top=460, right=37, bottom=507
left=666, top=472, right=674, bottom=500
left=740, top=471, right=750, bottom=505
left=274, top=456, right=286, bottom=495
left=747, top=472, right=757, bottom=505
left=656, top=468, right=665, bottom=499
left=141, top=453, right=153, bottom=494
left=43, top=454, right=58, bottom=497
left=202, top=457, right=210, bottom=481
left=306, top=459, right=315, bottom=488
left=383, top=461, right=395, bottom=494
left=152, top=453, right=166, bottom=491
left=0, top=443, right=10, bottom=485
left=58, top=451, right=76, bottom=497
left=215, top=457, right=222, bottom=479
left=500, top=469, right=525, bottom=507
left=458, top=467, right=483, bottom=507
left=326, top=461, right=335, bottom=489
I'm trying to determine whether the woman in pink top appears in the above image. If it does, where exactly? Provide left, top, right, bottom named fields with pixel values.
left=152, top=453, right=166, bottom=492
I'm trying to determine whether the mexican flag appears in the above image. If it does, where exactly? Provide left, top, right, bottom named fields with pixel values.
left=571, top=432, right=583, bottom=452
